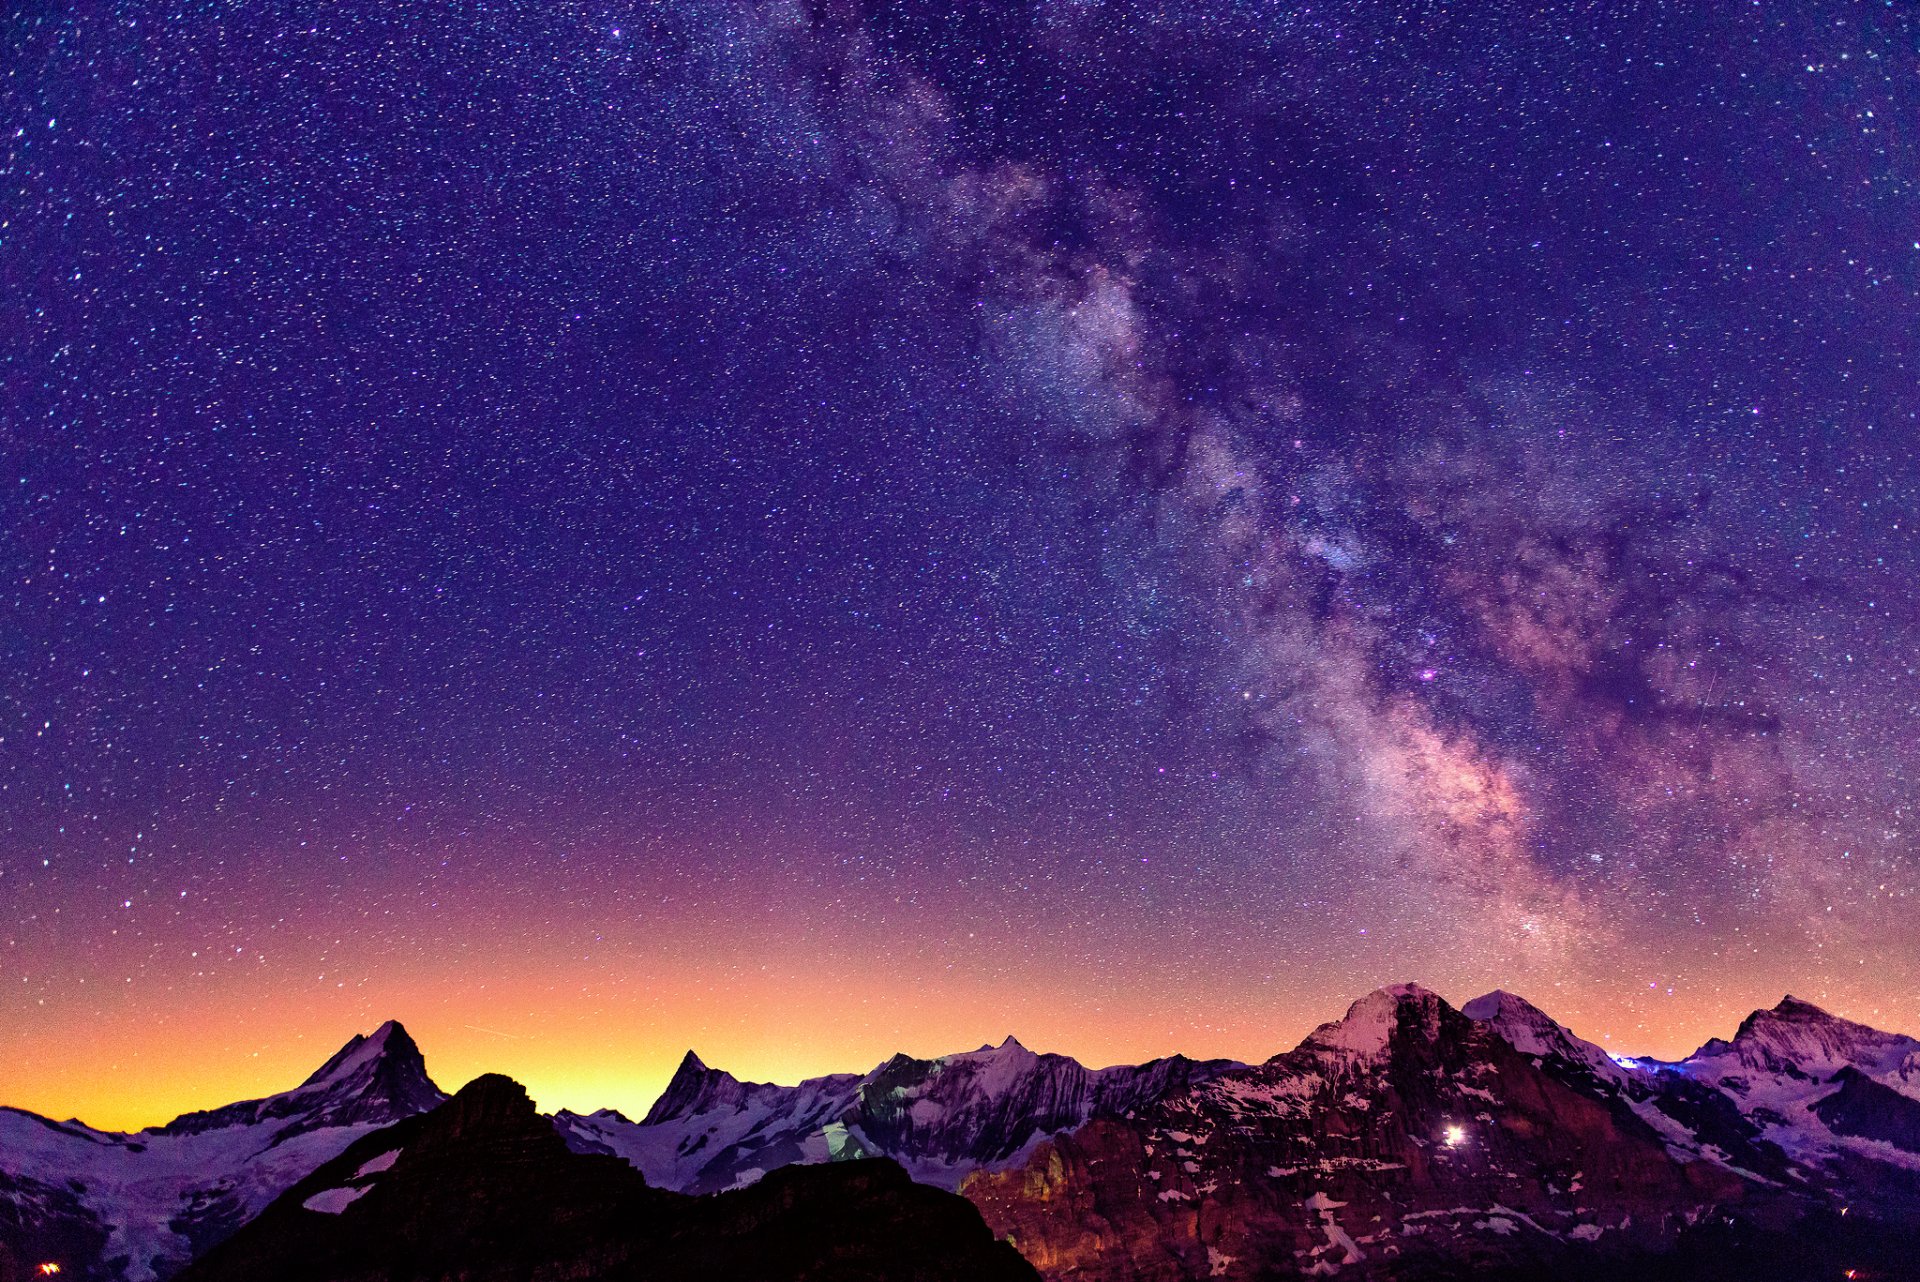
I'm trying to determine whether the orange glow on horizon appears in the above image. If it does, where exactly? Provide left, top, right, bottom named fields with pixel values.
left=8, top=947, right=1919, bottom=1134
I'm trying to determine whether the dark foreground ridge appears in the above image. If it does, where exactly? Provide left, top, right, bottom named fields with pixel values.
left=175, top=1073, right=1039, bottom=1282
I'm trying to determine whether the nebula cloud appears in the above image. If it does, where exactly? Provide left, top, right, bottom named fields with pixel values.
left=720, top=0, right=1895, bottom=973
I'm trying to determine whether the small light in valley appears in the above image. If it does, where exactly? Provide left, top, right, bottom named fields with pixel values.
left=1443, top=1124, right=1466, bottom=1147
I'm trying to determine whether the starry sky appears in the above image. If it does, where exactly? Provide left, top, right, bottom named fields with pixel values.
left=4, top=0, right=1918, bottom=1129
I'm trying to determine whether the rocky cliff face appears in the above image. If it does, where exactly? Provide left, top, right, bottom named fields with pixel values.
left=176, top=1073, right=1040, bottom=1282
left=1812, top=1068, right=1920, bottom=1154
left=962, top=986, right=1747, bottom=1280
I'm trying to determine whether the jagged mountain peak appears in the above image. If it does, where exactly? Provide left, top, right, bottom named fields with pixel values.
left=3, top=1023, right=449, bottom=1282
left=574, top=1036, right=1240, bottom=1196
left=299, top=1019, right=423, bottom=1089
left=1694, top=995, right=1915, bottom=1065
left=954, top=1034, right=1037, bottom=1062
left=1735, top=994, right=1846, bottom=1037
left=153, top=1020, right=445, bottom=1138
left=178, top=1075, right=1042, bottom=1282
left=640, top=1050, right=748, bottom=1125
left=1721, top=994, right=1844, bottom=1045
left=1683, top=995, right=1920, bottom=1107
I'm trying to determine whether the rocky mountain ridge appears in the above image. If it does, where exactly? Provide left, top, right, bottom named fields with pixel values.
left=555, top=1036, right=1243, bottom=1193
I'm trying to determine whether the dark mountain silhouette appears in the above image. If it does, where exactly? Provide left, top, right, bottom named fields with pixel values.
left=176, top=1073, right=1038, bottom=1282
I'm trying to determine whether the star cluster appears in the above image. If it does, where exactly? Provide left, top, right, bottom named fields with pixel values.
left=3, top=0, right=1917, bottom=1126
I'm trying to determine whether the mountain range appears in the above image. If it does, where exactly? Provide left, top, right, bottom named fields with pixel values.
left=5, top=987, right=1917, bottom=1281
left=554, top=1037, right=1241, bottom=1194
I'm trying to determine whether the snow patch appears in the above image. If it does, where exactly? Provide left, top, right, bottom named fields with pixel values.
left=354, top=1149, right=401, bottom=1177
left=301, top=1185, right=369, bottom=1214
left=1305, top=1190, right=1365, bottom=1269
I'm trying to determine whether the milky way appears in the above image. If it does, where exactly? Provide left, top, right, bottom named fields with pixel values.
left=4, top=1, right=1917, bottom=1125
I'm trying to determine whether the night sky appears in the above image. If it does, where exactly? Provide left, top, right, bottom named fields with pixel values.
left=5, top=1, right=1918, bottom=1129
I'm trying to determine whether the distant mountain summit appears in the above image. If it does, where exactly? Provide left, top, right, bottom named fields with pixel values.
left=1688, top=995, right=1920, bottom=1092
left=0, top=1021, right=445, bottom=1282
left=1461, top=989, right=1632, bottom=1087
left=1661, top=994, right=1920, bottom=1213
left=152, top=1021, right=444, bottom=1138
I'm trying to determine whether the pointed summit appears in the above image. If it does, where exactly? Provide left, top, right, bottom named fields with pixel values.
left=292, top=1019, right=444, bottom=1128
left=152, top=1020, right=444, bottom=1137
left=181, top=1077, right=1041, bottom=1282
left=970, top=1035, right=1030, bottom=1056
left=642, top=1050, right=747, bottom=1125
left=301, top=1019, right=423, bottom=1088
left=1689, top=995, right=1920, bottom=1084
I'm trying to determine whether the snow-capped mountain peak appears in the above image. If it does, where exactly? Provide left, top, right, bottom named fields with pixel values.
left=1688, top=995, right=1920, bottom=1090
left=970, top=1035, right=1030, bottom=1055
left=636, top=1049, right=808, bottom=1126
left=157, top=1019, right=443, bottom=1138
left=559, top=1038, right=1240, bottom=1196
left=1461, top=989, right=1629, bottom=1085
left=1298, top=982, right=1446, bottom=1056
left=1666, top=995, right=1920, bottom=1175
left=939, top=1035, right=1042, bottom=1081
left=298, top=1019, right=413, bottom=1087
